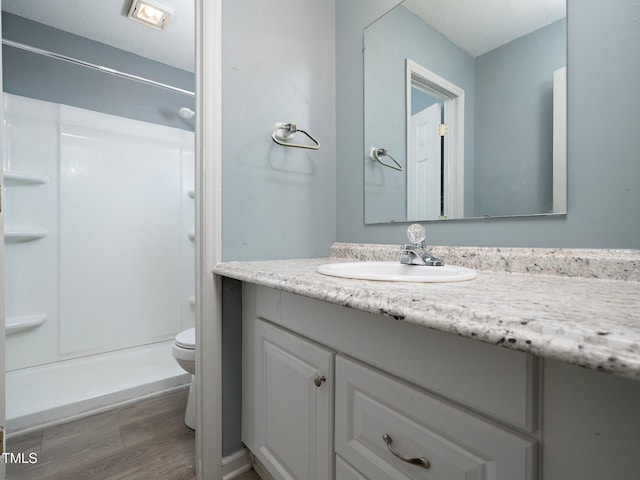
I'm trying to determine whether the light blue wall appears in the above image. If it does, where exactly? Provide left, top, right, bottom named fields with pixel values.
left=474, top=19, right=566, bottom=217
left=1, top=13, right=195, bottom=131
left=363, top=4, right=474, bottom=223
left=336, top=0, right=640, bottom=248
left=337, top=0, right=404, bottom=232
left=221, top=277, right=243, bottom=457
left=220, top=0, right=336, bottom=456
left=221, top=0, right=336, bottom=262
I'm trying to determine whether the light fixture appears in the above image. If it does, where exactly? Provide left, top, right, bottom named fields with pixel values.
left=128, top=0, right=173, bottom=31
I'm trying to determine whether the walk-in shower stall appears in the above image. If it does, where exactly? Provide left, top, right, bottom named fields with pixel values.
left=2, top=13, right=196, bottom=432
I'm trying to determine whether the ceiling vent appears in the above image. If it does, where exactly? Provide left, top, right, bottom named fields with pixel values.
left=128, top=0, right=174, bottom=31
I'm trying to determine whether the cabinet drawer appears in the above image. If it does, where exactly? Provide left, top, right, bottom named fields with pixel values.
left=335, top=356, right=537, bottom=480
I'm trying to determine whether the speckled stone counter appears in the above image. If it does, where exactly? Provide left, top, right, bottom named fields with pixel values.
left=213, top=244, right=640, bottom=380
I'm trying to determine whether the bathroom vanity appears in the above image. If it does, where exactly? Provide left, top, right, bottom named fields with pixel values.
left=214, top=244, right=640, bottom=480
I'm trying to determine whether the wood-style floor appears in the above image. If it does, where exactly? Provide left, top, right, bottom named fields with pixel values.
left=6, top=388, right=261, bottom=480
left=6, top=388, right=197, bottom=480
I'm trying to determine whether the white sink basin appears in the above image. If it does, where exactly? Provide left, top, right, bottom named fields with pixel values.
left=316, top=261, right=477, bottom=283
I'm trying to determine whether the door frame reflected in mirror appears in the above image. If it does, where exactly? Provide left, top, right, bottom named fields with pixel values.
left=406, top=59, right=465, bottom=220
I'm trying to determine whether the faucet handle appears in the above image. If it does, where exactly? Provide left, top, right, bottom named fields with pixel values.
left=407, top=224, right=426, bottom=245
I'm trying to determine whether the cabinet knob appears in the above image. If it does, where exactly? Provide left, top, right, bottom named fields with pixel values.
left=382, top=433, right=430, bottom=469
left=313, top=374, right=326, bottom=387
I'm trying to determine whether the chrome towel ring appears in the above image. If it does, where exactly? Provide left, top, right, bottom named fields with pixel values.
left=369, top=147, right=402, bottom=171
left=272, top=122, right=320, bottom=150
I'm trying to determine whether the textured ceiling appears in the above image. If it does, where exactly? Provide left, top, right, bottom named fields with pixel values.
left=2, top=0, right=195, bottom=72
left=403, top=0, right=566, bottom=57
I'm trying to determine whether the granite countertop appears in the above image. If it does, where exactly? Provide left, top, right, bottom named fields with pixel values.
left=213, top=243, right=640, bottom=380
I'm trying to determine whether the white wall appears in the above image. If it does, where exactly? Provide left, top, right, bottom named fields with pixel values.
left=4, top=94, right=194, bottom=370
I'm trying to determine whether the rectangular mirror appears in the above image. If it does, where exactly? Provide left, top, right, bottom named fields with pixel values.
left=364, top=0, right=567, bottom=224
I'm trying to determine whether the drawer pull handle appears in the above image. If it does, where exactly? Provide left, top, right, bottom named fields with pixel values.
left=313, top=375, right=326, bottom=387
left=382, top=433, right=430, bottom=469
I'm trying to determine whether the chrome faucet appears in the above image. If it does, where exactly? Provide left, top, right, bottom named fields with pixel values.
left=400, top=224, right=444, bottom=266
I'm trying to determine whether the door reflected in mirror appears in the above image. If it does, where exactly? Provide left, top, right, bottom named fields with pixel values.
left=364, top=0, right=567, bottom=224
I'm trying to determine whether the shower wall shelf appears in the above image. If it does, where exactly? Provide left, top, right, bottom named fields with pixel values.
left=4, top=229, right=48, bottom=243
left=4, top=172, right=48, bottom=186
left=6, top=314, right=47, bottom=335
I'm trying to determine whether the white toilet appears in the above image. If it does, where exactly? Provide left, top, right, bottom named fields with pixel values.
left=172, top=327, right=196, bottom=429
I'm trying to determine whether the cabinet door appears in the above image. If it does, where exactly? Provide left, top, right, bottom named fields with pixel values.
left=336, top=455, right=368, bottom=480
left=335, top=356, right=537, bottom=480
left=253, top=318, right=334, bottom=480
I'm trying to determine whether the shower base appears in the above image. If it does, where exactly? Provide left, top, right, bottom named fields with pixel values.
left=5, top=341, right=190, bottom=434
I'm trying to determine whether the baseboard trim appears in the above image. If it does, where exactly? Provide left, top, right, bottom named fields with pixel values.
left=222, top=448, right=254, bottom=479
left=252, top=457, right=275, bottom=480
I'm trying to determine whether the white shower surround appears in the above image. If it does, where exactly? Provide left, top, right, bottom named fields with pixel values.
left=4, top=93, right=195, bottom=431
left=6, top=341, right=190, bottom=432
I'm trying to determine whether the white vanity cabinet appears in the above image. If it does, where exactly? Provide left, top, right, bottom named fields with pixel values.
left=335, top=456, right=368, bottom=480
left=245, top=318, right=334, bottom=480
left=242, top=284, right=538, bottom=480
left=335, top=356, right=536, bottom=480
